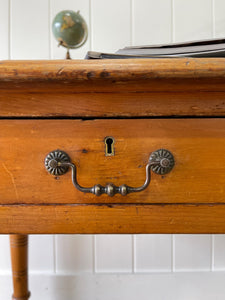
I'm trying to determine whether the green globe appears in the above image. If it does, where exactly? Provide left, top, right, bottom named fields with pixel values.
left=52, top=10, right=88, bottom=49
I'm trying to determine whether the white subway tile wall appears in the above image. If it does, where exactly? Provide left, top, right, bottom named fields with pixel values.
left=29, top=235, right=55, bottom=273
left=95, top=235, right=133, bottom=273
left=174, top=235, right=212, bottom=271
left=0, top=0, right=225, bottom=298
left=214, top=0, right=225, bottom=37
left=0, top=0, right=9, bottom=60
left=11, top=0, right=50, bottom=59
left=135, top=234, right=172, bottom=272
left=213, top=235, right=225, bottom=270
left=91, top=0, right=131, bottom=52
left=56, top=235, right=93, bottom=273
left=173, top=0, right=213, bottom=42
left=0, top=235, right=11, bottom=274
left=133, top=0, right=172, bottom=45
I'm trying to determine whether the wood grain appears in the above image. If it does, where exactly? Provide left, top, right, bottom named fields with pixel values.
left=1, top=58, right=225, bottom=83
left=2, top=204, right=225, bottom=234
left=0, top=59, right=225, bottom=117
left=0, top=119, right=224, bottom=204
left=10, top=235, right=30, bottom=300
left=0, top=91, right=225, bottom=117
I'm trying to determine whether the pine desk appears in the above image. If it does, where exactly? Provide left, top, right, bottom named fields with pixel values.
left=0, top=59, right=225, bottom=299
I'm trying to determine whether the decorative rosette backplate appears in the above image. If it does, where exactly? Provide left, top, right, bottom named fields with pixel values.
left=149, top=149, right=174, bottom=175
left=45, top=150, right=70, bottom=176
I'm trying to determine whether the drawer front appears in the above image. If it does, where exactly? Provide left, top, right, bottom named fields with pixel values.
left=0, top=119, right=224, bottom=204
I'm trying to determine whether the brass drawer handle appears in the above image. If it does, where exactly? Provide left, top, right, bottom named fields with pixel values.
left=45, top=149, right=174, bottom=197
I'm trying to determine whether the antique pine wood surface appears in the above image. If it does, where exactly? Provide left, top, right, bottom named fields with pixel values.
left=2, top=58, right=225, bottom=300
left=0, top=59, right=225, bottom=117
left=0, top=58, right=225, bottom=234
left=0, top=119, right=224, bottom=205
left=2, top=204, right=225, bottom=234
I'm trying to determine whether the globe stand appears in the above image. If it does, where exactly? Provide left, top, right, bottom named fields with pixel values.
left=58, top=41, right=71, bottom=60
left=66, top=49, right=71, bottom=60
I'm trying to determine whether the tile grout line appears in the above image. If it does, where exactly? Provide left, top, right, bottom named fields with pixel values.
left=53, top=235, right=56, bottom=274
left=8, top=0, right=11, bottom=59
left=130, top=0, right=134, bottom=46
left=132, top=235, right=136, bottom=273
left=89, top=0, right=93, bottom=51
left=172, top=234, right=175, bottom=272
left=211, top=234, right=214, bottom=271
left=93, top=235, right=96, bottom=274
left=171, top=0, right=175, bottom=43
left=212, top=0, right=215, bottom=38
left=48, top=0, right=52, bottom=59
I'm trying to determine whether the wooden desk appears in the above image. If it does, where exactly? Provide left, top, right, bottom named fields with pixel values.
left=0, top=58, right=225, bottom=300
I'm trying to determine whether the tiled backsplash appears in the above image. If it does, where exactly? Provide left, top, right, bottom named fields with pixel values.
left=1, top=0, right=225, bottom=299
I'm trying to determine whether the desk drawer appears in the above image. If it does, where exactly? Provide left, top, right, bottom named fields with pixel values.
left=0, top=119, right=224, bottom=204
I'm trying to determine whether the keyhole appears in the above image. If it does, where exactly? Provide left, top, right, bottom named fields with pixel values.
left=105, top=137, right=115, bottom=156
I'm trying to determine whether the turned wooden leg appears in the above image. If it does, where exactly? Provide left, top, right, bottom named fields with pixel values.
left=10, top=235, right=30, bottom=300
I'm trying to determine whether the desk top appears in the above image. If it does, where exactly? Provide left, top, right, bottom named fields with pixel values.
left=1, top=58, right=225, bottom=82
left=0, top=58, right=225, bottom=117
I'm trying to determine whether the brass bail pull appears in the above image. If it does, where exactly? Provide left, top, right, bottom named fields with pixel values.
left=45, top=149, right=174, bottom=197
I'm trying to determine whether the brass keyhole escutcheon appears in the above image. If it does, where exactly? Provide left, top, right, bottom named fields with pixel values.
left=105, top=137, right=115, bottom=156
